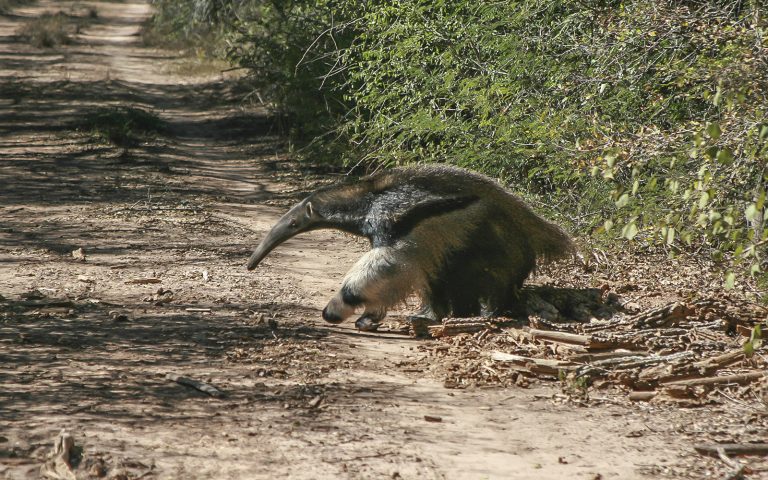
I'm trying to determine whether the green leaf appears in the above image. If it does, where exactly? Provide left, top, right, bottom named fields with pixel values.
left=603, top=219, right=614, bottom=232
left=704, top=146, right=719, bottom=160
left=760, top=125, right=768, bottom=142
left=750, top=263, right=761, bottom=276
left=756, top=191, right=766, bottom=211
left=698, top=191, right=710, bottom=209
left=752, top=324, right=763, bottom=342
left=724, top=271, right=735, bottom=290
left=668, top=179, right=679, bottom=194
left=716, top=148, right=733, bottom=164
left=615, top=193, right=630, bottom=208
left=744, top=325, right=763, bottom=357
left=662, top=226, right=675, bottom=245
left=621, top=221, right=638, bottom=240
left=746, top=204, right=758, bottom=222
left=713, top=87, right=722, bottom=106
left=706, top=122, right=721, bottom=140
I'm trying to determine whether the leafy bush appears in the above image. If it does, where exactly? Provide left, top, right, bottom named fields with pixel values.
left=151, top=0, right=768, bottom=283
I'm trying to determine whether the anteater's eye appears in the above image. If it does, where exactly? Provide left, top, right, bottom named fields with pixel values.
left=289, top=219, right=297, bottom=228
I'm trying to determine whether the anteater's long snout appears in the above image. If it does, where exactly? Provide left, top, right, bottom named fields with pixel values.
left=246, top=200, right=317, bottom=270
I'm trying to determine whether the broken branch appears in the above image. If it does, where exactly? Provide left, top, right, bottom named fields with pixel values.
left=166, top=373, right=224, bottom=398
left=661, top=371, right=765, bottom=388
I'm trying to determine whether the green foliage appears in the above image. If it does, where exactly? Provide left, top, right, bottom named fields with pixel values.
left=221, top=1, right=357, bottom=144
left=144, top=0, right=242, bottom=54
left=151, top=0, right=768, bottom=279
left=744, top=324, right=763, bottom=357
left=83, top=107, right=165, bottom=147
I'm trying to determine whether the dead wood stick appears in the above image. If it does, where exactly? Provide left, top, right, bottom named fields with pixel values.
left=528, top=328, right=625, bottom=349
left=527, top=328, right=592, bottom=345
left=597, top=351, right=694, bottom=369
left=490, top=352, right=530, bottom=364
left=113, top=206, right=201, bottom=213
left=636, top=348, right=739, bottom=385
left=692, top=350, right=746, bottom=371
left=569, top=350, right=647, bottom=363
left=490, top=351, right=578, bottom=375
left=125, top=278, right=162, bottom=285
left=662, top=371, right=765, bottom=388
left=695, top=444, right=768, bottom=457
left=577, top=351, right=695, bottom=377
left=717, top=448, right=745, bottom=480
left=628, top=302, right=694, bottom=328
left=443, top=317, right=494, bottom=325
left=429, top=322, right=490, bottom=337
left=166, top=373, right=224, bottom=398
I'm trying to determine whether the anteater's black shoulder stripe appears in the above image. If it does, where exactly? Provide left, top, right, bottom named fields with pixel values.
left=390, top=195, right=479, bottom=239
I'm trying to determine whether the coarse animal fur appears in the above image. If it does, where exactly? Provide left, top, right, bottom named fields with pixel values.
left=246, top=164, right=575, bottom=330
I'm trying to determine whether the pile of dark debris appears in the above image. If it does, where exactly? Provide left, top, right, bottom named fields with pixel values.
left=409, top=286, right=766, bottom=404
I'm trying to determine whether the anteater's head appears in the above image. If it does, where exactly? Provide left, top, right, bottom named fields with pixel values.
left=246, top=197, right=324, bottom=270
left=246, top=180, right=380, bottom=270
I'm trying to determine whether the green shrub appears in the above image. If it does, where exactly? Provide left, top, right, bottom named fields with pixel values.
left=152, top=0, right=768, bottom=282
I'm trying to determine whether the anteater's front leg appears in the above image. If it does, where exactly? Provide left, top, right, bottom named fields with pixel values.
left=322, top=247, right=415, bottom=331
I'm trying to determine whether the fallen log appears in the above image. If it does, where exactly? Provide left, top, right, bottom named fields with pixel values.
left=661, top=371, right=765, bottom=388
left=694, top=443, right=768, bottom=457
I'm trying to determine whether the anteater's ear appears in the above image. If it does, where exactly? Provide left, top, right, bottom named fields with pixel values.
left=305, top=201, right=314, bottom=218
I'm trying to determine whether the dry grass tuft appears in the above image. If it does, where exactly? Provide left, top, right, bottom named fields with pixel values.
left=18, top=12, right=73, bottom=48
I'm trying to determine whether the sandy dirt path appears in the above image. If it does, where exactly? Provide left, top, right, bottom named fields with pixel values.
left=0, top=2, right=695, bottom=479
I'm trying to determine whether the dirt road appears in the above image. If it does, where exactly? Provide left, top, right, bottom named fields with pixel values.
left=0, top=2, right=724, bottom=479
